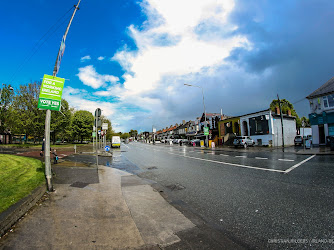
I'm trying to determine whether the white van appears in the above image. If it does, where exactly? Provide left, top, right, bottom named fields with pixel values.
left=112, top=136, right=121, bottom=148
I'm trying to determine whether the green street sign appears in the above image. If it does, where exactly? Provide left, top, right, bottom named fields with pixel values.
left=204, top=127, right=209, bottom=135
left=92, top=132, right=96, bottom=138
left=38, top=74, right=65, bottom=111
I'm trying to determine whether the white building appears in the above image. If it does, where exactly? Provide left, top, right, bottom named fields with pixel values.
left=240, top=109, right=296, bottom=146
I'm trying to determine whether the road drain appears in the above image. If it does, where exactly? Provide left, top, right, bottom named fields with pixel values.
left=147, top=166, right=158, bottom=170
left=166, top=183, right=185, bottom=191
left=70, top=182, right=89, bottom=188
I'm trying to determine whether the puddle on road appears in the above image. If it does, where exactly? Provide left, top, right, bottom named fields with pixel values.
left=56, top=160, right=90, bottom=168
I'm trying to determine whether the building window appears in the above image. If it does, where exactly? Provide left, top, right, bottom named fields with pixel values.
left=323, top=94, right=334, bottom=108
left=255, top=120, right=262, bottom=133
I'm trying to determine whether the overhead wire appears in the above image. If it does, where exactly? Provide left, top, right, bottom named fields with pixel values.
left=7, top=6, right=75, bottom=85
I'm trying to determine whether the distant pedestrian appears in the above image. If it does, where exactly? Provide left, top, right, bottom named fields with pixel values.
left=40, top=138, right=45, bottom=157
left=180, top=140, right=183, bottom=146
left=52, top=149, right=58, bottom=164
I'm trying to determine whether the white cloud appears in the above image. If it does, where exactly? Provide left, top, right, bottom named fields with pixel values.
left=72, top=0, right=254, bottom=132
left=97, top=56, right=105, bottom=61
left=80, top=55, right=91, bottom=62
left=77, top=65, right=119, bottom=89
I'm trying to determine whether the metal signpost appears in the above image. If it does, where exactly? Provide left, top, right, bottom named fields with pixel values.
left=95, top=108, right=101, bottom=167
left=40, top=0, right=81, bottom=191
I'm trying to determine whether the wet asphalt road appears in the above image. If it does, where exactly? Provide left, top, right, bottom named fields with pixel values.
left=114, top=142, right=334, bottom=250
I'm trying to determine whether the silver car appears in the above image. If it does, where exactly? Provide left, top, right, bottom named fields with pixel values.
left=233, top=136, right=255, bottom=148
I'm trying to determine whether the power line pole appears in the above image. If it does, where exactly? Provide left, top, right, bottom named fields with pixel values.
left=44, top=0, right=81, bottom=191
left=277, top=94, right=285, bottom=152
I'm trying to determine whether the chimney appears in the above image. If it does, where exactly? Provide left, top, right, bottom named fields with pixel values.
left=288, top=110, right=291, bottom=116
left=275, top=106, right=280, bottom=115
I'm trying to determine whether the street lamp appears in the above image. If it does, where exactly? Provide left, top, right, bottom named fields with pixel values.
left=184, top=83, right=208, bottom=147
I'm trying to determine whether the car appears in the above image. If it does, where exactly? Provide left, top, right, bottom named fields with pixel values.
left=294, top=136, right=303, bottom=146
left=190, top=139, right=201, bottom=146
left=181, top=139, right=189, bottom=145
left=165, top=138, right=174, bottom=144
left=173, top=139, right=182, bottom=144
left=233, top=136, right=255, bottom=148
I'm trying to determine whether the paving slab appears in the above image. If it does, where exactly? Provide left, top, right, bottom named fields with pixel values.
left=0, top=167, right=145, bottom=249
left=122, top=182, right=195, bottom=247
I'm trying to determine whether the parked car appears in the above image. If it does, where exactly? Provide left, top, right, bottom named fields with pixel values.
left=294, top=136, right=303, bottom=146
left=173, top=139, right=182, bottom=144
left=190, top=139, right=201, bottom=146
left=166, top=138, right=174, bottom=144
left=233, top=136, right=255, bottom=148
left=181, top=139, right=189, bottom=145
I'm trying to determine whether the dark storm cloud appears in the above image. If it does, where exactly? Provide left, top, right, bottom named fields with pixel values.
left=226, top=0, right=334, bottom=113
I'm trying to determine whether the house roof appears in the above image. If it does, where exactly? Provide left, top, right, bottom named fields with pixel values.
left=306, top=76, right=334, bottom=99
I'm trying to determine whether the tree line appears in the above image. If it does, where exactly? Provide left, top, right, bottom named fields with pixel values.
left=0, top=82, right=114, bottom=144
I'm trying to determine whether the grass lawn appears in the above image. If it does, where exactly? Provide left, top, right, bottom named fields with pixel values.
left=0, top=154, right=45, bottom=213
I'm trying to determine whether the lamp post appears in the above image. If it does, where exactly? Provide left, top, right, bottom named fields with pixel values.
left=184, top=84, right=208, bottom=147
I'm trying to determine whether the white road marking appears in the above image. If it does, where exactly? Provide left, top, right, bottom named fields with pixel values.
left=122, top=144, right=130, bottom=149
left=284, top=155, right=316, bottom=174
left=255, top=157, right=268, bottom=160
left=278, top=159, right=295, bottom=162
left=235, top=156, right=247, bottom=158
left=167, top=152, right=285, bottom=173
left=220, top=154, right=229, bottom=157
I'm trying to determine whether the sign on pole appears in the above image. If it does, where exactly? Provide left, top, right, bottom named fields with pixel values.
left=38, top=74, right=65, bottom=111
left=92, top=132, right=96, bottom=138
left=204, top=127, right=209, bottom=136
left=102, top=123, right=108, bottom=130
left=105, top=145, right=110, bottom=152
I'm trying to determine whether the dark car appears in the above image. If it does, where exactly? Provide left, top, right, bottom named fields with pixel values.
left=294, top=136, right=303, bottom=146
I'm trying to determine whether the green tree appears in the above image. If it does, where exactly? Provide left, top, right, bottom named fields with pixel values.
left=100, top=115, right=114, bottom=140
left=0, top=84, right=15, bottom=138
left=121, top=133, right=130, bottom=139
left=300, top=116, right=310, bottom=127
left=51, top=99, right=72, bottom=144
left=270, top=99, right=301, bottom=129
left=129, top=129, right=138, bottom=138
left=11, top=82, right=46, bottom=143
left=71, top=110, right=94, bottom=143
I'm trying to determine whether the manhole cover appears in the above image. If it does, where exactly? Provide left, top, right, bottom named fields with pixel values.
left=166, top=183, right=185, bottom=191
left=147, top=166, right=158, bottom=170
left=70, top=182, right=89, bottom=188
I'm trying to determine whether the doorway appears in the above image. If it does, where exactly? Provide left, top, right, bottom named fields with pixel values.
left=319, top=125, right=325, bottom=144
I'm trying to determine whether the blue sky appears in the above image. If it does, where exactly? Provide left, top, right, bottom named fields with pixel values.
left=1, top=0, right=334, bottom=132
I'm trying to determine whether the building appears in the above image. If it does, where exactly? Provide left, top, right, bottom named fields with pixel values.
left=218, top=116, right=239, bottom=144
left=240, top=109, right=296, bottom=146
left=306, top=77, right=334, bottom=145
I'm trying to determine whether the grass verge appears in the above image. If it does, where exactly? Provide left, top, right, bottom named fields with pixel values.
left=0, top=154, right=45, bottom=213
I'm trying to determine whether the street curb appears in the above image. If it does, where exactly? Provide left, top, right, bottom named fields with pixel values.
left=0, top=185, right=46, bottom=237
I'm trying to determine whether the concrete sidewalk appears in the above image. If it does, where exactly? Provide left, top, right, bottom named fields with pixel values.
left=0, top=165, right=195, bottom=249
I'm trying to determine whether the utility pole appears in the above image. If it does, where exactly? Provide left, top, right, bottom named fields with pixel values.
left=277, top=94, right=285, bottom=152
left=44, top=0, right=81, bottom=191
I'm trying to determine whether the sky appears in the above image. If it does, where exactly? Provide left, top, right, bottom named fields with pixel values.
left=1, top=0, right=334, bottom=132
